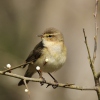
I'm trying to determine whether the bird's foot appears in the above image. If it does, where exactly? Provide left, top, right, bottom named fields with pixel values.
left=40, top=77, right=46, bottom=86
left=52, top=81, right=58, bottom=89
left=46, top=80, right=58, bottom=89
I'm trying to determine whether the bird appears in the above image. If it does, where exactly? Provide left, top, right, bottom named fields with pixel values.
left=18, top=28, right=67, bottom=86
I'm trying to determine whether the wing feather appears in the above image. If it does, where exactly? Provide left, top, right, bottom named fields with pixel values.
left=23, top=41, right=44, bottom=68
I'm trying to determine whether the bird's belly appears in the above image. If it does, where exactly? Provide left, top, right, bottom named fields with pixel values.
left=35, top=54, right=66, bottom=73
left=42, top=62, right=63, bottom=72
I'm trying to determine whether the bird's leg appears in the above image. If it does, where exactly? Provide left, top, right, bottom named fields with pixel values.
left=46, top=73, right=58, bottom=89
left=37, top=70, right=46, bottom=86
left=48, top=72, right=58, bottom=83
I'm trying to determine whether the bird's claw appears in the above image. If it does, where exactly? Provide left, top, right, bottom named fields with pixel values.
left=40, top=77, right=46, bottom=86
left=46, top=82, right=58, bottom=89
left=52, top=83, right=58, bottom=89
left=46, top=84, right=51, bottom=88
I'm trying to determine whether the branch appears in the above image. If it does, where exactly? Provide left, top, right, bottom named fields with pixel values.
left=92, top=0, right=99, bottom=63
left=83, top=29, right=96, bottom=80
left=0, top=70, right=97, bottom=91
left=97, top=72, right=100, bottom=79
left=2, top=62, right=32, bottom=74
left=23, top=79, right=31, bottom=99
left=82, top=1, right=100, bottom=100
left=83, top=28, right=100, bottom=99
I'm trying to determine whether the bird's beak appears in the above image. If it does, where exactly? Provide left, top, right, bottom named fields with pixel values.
left=38, top=35, right=43, bottom=38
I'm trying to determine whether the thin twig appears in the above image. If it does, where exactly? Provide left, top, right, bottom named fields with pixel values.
left=24, top=79, right=30, bottom=94
left=2, top=62, right=32, bottom=74
left=24, top=79, right=31, bottom=100
left=97, top=72, right=100, bottom=80
left=83, top=28, right=100, bottom=99
left=92, top=0, right=99, bottom=63
left=93, top=0, right=100, bottom=99
left=83, top=29, right=96, bottom=79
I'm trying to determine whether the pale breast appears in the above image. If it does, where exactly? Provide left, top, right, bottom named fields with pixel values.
left=34, top=42, right=67, bottom=72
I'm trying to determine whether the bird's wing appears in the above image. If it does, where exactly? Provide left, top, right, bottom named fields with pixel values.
left=23, top=41, right=44, bottom=68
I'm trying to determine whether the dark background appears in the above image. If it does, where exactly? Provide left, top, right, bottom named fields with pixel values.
left=0, top=0, right=100, bottom=100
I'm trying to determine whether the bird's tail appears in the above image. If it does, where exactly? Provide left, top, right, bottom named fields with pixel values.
left=18, top=65, right=36, bottom=86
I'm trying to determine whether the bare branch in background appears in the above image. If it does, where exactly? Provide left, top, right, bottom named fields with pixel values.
left=92, top=0, right=99, bottom=63
left=83, top=28, right=100, bottom=100
left=82, top=0, right=100, bottom=100
left=83, top=29, right=96, bottom=80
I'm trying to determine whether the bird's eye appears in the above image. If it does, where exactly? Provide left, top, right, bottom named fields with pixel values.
left=47, top=35, right=52, bottom=38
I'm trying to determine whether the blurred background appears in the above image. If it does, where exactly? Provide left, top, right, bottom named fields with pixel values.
left=0, top=0, right=100, bottom=100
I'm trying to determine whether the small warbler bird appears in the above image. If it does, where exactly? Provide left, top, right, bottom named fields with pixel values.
left=18, top=28, right=67, bottom=86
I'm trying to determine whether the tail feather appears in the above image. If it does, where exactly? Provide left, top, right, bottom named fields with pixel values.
left=18, top=69, right=34, bottom=86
